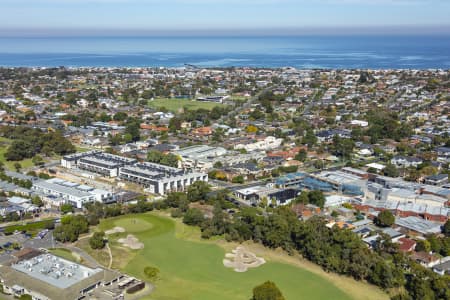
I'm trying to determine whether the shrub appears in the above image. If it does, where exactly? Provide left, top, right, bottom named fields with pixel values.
left=89, top=231, right=106, bottom=249
left=143, top=266, right=160, bottom=281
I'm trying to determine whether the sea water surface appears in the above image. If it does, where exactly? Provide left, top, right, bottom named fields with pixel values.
left=0, top=35, right=449, bottom=69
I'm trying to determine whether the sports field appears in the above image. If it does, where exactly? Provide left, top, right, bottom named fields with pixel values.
left=91, top=213, right=388, bottom=300
left=148, top=98, right=225, bottom=112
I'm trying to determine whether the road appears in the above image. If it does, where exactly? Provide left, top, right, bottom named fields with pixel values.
left=384, top=90, right=404, bottom=109
left=299, top=88, right=321, bottom=116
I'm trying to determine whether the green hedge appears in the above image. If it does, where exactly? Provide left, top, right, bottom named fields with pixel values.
left=3, top=219, right=55, bottom=235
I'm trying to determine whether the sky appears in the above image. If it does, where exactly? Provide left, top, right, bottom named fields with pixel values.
left=1, top=0, right=450, bottom=36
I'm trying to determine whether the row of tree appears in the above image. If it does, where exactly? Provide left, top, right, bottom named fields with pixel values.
left=0, top=125, right=75, bottom=161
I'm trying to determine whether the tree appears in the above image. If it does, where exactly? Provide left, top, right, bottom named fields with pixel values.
left=211, top=201, right=226, bottom=235
left=415, top=240, right=431, bottom=253
left=5, top=140, right=34, bottom=161
left=187, top=181, right=210, bottom=202
left=54, top=215, right=89, bottom=242
left=332, top=135, right=354, bottom=160
left=143, top=266, right=160, bottom=281
left=232, top=175, right=245, bottom=184
left=443, top=220, right=450, bottom=237
left=302, top=129, right=317, bottom=147
left=32, top=155, right=45, bottom=166
left=147, top=150, right=179, bottom=168
left=295, top=149, right=307, bottom=162
left=213, top=161, right=223, bottom=169
left=60, top=203, right=74, bottom=214
left=31, top=196, right=43, bottom=207
left=252, top=281, right=285, bottom=300
left=161, top=153, right=179, bottom=168
left=147, top=150, right=164, bottom=164
left=246, top=125, right=258, bottom=133
left=308, top=190, right=325, bottom=208
left=383, top=163, right=399, bottom=178
left=124, top=120, right=140, bottom=142
left=168, top=117, right=182, bottom=132
left=89, top=231, right=106, bottom=249
left=375, top=210, right=395, bottom=227
left=295, top=191, right=309, bottom=204
left=183, top=208, right=205, bottom=226
left=14, top=162, right=22, bottom=172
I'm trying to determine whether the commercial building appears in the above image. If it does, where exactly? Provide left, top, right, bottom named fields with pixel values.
left=360, top=175, right=450, bottom=222
left=233, top=185, right=299, bottom=206
left=119, top=162, right=207, bottom=195
left=174, top=145, right=227, bottom=170
left=32, top=178, right=114, bottom=208
left=61, top=151, right=136, bottom=177
left=174, top=145, right=264, bottom=171
left=275, top=172, right=307, bottom=188
left=0, top=250, right=122, bottom=300
left=301, top=170, right=366, bottom=196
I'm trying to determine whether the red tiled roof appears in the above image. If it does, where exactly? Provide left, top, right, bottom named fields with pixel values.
left=398, top=237, right=416, bottom=253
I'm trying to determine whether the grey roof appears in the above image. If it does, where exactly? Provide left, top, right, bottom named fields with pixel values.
left=381, top=227, right=404, bottom=239
left=433, top=260, right=450, bottom=272
left=395, top=216, right=442, bottom=234
left=4, top=171, right=36, bottom=181
left=425, top=174, right=448, bottom=181
left=11, top=253, right=102, bottom=289
left=33, top=180, right=92, bottom=198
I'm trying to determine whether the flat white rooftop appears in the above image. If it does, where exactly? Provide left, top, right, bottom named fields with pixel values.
left=12, top=254, right=102, bottom=289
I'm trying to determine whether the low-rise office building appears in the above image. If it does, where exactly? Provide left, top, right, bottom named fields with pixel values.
left=32, top=178, right=114, bottom=208
left=174, top=145, right=264, bottom=171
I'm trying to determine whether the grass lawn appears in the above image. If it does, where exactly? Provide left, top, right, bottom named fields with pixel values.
left=90, top=213, right=388, bottom=300
left=0, top=145, right=34, bottom=170
left=77, top=237, right=111, bottom=267
left=148, top=98, right=226, bottom=112
left=75, top=145, right=92, bottom=153
left=48, top=248, right=81, bottom=263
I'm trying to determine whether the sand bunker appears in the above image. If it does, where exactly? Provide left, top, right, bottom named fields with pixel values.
left=118, top=234, right=144, bottom=250
left=223, top=246, right=265, bottom=272
left=105, top=226, right=126, bottom=235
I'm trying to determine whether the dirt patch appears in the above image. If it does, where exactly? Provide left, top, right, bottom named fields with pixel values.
left=118, top=234, right=144, bottom=250
left=223, top=246, right=265, bottom=272
left=105, top=226, right=126, bottom=235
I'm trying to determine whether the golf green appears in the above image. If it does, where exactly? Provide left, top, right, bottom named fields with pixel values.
left=99, top=214, right=353, bottom=300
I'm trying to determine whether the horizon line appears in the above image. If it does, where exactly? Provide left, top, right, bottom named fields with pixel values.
left=1, top=25, right=450, bottom=38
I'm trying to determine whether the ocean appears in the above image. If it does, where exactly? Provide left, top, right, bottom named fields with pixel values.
left=0, top=35, right=449, bottom=69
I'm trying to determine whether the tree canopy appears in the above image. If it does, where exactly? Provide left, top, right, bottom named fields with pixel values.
left=375, top=210, right=395, bottom=227
left=0, top=125, right=75, bottom=161
left=252, top=281, right=285, bottom=300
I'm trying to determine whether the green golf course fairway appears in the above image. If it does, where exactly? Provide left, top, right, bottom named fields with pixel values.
left=98, top=214, right=355, bottom=300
